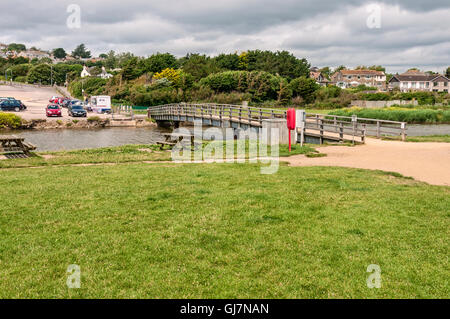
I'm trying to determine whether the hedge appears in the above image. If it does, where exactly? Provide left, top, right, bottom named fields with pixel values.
left=0, top=112, right=23, bottom=128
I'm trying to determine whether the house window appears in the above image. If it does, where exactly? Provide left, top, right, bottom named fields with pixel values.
left=426, top=82, right=429, bottom=88
left=434, top=82, right=438, bottom=86
left=444, top=82, right=448, bottom=87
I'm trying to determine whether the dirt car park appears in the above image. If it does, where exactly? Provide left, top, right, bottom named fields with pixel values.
left=0, top=84, right=110, bottom=120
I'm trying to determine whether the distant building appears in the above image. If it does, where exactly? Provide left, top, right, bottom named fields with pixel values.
left=389, top=71, right=449, bottom=92
left=99, top=67, right=113, bottom=79
left=310, top=70, right=330, bottom=87
left=81, top=66, right=113, bottom=79
left=18, top=50, right=50, bottom=60
left=331, top=69, right=387, bottom=90
left=81, top=66, right=92, bottom=78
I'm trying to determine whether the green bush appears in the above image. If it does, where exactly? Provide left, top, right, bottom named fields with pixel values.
left=69, top=78, right=107, bottom=99
left=0, top=112, right=23, bottom=128
left=199, top=70, right=285, bottom=102
left=14, top=76, right=27, bottom=83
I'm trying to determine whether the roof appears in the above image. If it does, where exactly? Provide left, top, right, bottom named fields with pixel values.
left=390, top=74, right=449, bottom=82
left=339, top=69, right=385, bottom=76
left=310, top=71, right=330, bottom=82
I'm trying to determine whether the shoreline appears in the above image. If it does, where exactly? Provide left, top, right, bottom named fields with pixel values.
left=1, top=117, right=156, bottom=131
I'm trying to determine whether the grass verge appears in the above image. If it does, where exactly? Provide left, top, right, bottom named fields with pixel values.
left=0, top=162, right=448, bottom=298
left=382, top=135, right=450, bottom=143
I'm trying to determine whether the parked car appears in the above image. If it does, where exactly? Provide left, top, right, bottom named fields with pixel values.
left=68, top=104, right=87, bottom=117
left=61, top=98, right=72, bottom=108
left=46, top=104, right=62, bottom=117
left=49, top=97, right=63, bottom=105
left=0, top=99, right=27, bottom=112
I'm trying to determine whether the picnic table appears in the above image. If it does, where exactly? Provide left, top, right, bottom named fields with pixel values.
left=157, top=133, right=200, bottom=150
left=0, top=135, right=36, bottom=155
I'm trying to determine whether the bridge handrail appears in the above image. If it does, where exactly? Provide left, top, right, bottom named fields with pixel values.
left=148, top=103, right=407, bottom=140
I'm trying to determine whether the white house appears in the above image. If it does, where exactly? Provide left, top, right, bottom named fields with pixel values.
left=99, top=67, right=113, bottom=79
left=388, top=71, right=449, bottom=93
left=81, top=66, right=91, bottom=78
left=18, top=50, right=50, bottom=60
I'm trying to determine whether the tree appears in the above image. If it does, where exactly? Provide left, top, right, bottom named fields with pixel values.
left=244, top=50, right=310, bottom=80
left=104, top=50, right=117, bottom=69
left=72, top=44, right=91, bottom=59
left=288, top=76, right=319, bottom=104
left=7, top=43, right=26, bottom=52
left=52, top=48, right=67, bottom=59
left=181, top=54, right=220, bottom=81
left=27, top=64, right=52, bottom=85
left=446, top=67, right=450, bottom=78
left=142, top=53, right=177, bottom=73
left=319, top=67, right=331, bottom=79
left=214, top=53, right=240, bottom=71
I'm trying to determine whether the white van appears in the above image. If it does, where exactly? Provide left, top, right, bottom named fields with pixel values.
left=89, top=96, right=111, bottom=114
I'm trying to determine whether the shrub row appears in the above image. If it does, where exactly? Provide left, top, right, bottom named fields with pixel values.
left=0, top=112, right=23, bottom=128
left=329, top=108, right=450, bottom=124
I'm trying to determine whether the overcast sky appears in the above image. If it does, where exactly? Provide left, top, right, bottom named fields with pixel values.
left=0, top=0, right=449, bottom=73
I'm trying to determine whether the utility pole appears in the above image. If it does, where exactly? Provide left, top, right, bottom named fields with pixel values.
left=51, top=65, right=53, bottom=86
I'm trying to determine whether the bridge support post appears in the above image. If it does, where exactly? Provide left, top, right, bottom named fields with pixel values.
left=261, top=119, right=289, bottom=145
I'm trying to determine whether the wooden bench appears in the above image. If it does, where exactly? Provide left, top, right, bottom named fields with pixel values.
left=156, top=141, right=177, bottom=150
left=0, top=135, right=36, bottom=156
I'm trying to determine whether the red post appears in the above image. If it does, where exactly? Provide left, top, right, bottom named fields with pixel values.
left=286, top=108, right=296, bottom=152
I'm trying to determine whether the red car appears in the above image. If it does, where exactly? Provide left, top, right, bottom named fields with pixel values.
left=49, top=97, right=63, bottom=105
left=46, top=104, right=62, bottom=117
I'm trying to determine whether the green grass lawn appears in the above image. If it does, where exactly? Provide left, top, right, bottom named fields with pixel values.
left=383, top=135, right=450, bottom=143
left=0, top=144, right=172, bottom=169
left=0, top=160, right=448, bottom=298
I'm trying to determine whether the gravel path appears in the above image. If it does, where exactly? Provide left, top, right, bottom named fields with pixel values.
left=283, top=138, right=450, bottom=186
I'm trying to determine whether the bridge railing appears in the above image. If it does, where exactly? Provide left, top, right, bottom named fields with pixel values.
left=148, top=103, right=286, bottom=125
left=148, top=103, right=407, bottom=141
left=307, top=113, right=407, bottom=141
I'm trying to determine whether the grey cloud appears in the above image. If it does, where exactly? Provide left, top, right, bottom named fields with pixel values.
left=0, top=0, right=449, bottom=73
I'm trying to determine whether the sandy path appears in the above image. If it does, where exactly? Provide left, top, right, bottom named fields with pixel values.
left=282, top=138, right=450, bottom=186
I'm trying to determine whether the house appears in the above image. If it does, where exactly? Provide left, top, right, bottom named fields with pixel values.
left=81, top=66, right=91, bottom=78
left=388, top=70, right=449, bottom=93
left=18, top=50, right=50, bottom=60
left=99, top=67, right=113, bottom=79
left=310, top=71, right=330, bottom=87
left=331, top=69, right=387, bottom=90
left=0, top=43, right=7, bottom=51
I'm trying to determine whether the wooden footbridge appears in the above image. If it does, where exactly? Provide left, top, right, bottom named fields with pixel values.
left=148, top=103, right=407, bottom=144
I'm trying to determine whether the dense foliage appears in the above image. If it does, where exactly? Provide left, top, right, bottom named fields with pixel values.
left=329, top=107, right=450, bottom=124
left=0, top=112, right=23, bottom=128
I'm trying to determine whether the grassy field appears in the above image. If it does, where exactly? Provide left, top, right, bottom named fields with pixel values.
left=0, top=152, right=448, bottom=298
left=383, top=135, right=450, bottom=143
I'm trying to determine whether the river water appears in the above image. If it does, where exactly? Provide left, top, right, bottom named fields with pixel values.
left=2, top=124, right=449, bottom=152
